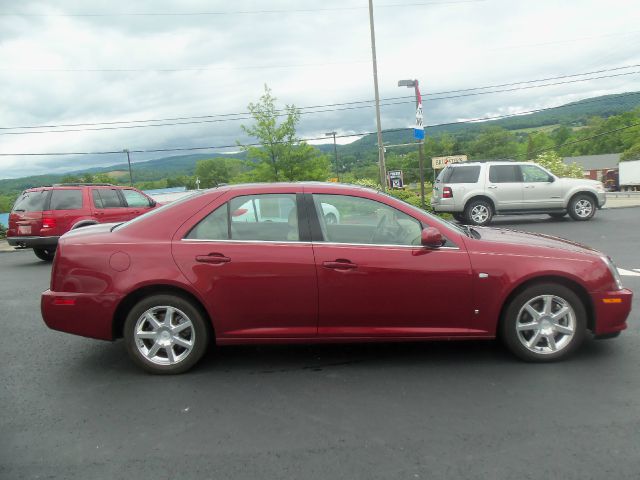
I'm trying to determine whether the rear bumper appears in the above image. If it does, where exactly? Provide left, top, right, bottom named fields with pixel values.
left=430, top=197, right=461, bottom=213
left=593, top=288, right=633, bottom=335
left=41, top=289, right=121, bottom=340
left=7, top=236, right=60, bottom=249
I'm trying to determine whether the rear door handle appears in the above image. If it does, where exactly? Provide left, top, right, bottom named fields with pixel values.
left=488, top=185, right=498, bottom=189
left=323, top=259, right=357, bottom=270
left=524, top=185, right=535, bottom=189
left=196, top=253, right=231, bottom=264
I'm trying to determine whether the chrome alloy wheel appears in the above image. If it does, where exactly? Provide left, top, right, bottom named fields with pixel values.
left=515, top=295, right=576, bottom=354
left=134, top=306, right=195, bottom=365
left=470, top=204, right=490, bottom=224
left=574, top=199, right=593, bottom=218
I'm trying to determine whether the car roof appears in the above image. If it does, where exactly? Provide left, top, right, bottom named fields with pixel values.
left=447, top=161, right=535, bottom=167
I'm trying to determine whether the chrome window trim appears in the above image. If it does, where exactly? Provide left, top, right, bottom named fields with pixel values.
left=180, top=238, right=459, bottom=250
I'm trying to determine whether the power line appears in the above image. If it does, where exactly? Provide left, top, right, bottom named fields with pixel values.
left=2, top=70, right=639, bottom=137
left=0, top=1, right=486, bottom=17
left=2, top=63, right=639, bottom=133
left=2, top=112, right=638, bottom=157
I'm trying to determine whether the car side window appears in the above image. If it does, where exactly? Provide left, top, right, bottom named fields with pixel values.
left=92, top=189, right=123, bottom=208
left=489, top=165, right=521, bottom=183
left=521, top=165, right=552, bottom=182
left=122, top=189, right=152, bottom=208
left=312, top=194, right=422, bottom=246
left=186, top=204, right=229, bottom=240
left=230, top=194, right=299, bottom=241
left=50, top=189, right=83, bottom=210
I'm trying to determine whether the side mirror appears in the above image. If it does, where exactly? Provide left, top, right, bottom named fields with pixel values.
left=149, top=199, right=157, bottom=207
left=548, top=176, right=555, bottom=183
left=421, top=227, right=444, bottom=248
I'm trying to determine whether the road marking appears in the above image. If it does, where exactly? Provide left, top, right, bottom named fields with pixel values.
left=618, top=268, right=640, bottom=277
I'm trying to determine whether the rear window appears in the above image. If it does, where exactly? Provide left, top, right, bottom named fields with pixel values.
left=50, top=189, right=83, bottom=210
left=12, top=190, right=49, bottom=212
left=441, top=165, right=481, bottom=183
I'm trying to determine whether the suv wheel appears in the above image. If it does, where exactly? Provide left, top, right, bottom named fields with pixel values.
left=453, top=213, right=466, bottom=223
left=568, top=194, right=595, bottom=221
left=34, top=248, right=55, bottom=262
left=465, top=199, right=493, bottom=226
left=501, top=283, right=586, bottom=362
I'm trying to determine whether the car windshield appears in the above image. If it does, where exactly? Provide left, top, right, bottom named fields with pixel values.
left=113, top=190, right=204, bottom=230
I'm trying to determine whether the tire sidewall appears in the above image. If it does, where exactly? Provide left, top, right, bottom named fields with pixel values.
left=568, top=194, right=596, bottom=221
left=123, top=294, right=210, bottom=374
left=500, top=283, right=586, bottom=362
left=34, top=248, right=55, bottom=262
left=465, top=199, right=493, bottom=226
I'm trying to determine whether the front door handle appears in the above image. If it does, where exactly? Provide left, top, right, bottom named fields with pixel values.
left=487, top=185, right=498, bottom=189
left=323, top=259, right=357, bottom=270
left=196, top=253, right=231, bottom=264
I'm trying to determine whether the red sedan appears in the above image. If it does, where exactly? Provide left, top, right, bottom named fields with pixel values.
left=41, top=183, right=632, bottom=374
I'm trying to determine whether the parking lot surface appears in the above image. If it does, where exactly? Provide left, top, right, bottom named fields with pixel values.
left=1, top=208, right=639, bottom=479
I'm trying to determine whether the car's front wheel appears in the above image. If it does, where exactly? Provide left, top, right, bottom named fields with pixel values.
left=501, top=283, right=586, bottom=362
left=33, top=247, right=55, bottom=262
left=124, top=294, right=210, bottom=374
left=464, top=199, right=493, bottom=226
left=568, top=194, right=596, bottom=221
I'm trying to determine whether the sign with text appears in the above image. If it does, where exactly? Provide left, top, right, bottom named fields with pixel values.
left=431, top=155, right=468, bottom=170
left=387, top=170, right=404, bottom=189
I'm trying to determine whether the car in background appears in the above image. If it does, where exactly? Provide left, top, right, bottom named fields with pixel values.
left=41, top=182, right=631, bottom=374
left=431, top=161, right=607, bottom=226
left=7, top=183, right=157, bottom=261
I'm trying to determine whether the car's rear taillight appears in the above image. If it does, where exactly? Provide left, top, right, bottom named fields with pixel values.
left=442, top=187, right=453, bottom=199
left=42, top=217, right=57, bottom=229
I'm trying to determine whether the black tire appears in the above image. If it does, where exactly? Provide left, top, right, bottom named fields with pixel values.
left=33, top=247, right=55, bottom=262
left=548, top=212, right=567, bottom=219
left=500, top=283, right=586, bottom=362
left=453, top=213, right=466, bottom=223
left=464, top=199, right=493, bottom=226
left=123, top=294, right=211, bottom=374
left=325, top=213, right=337, bottom=225
left=568, top=194, right=596, bottom=221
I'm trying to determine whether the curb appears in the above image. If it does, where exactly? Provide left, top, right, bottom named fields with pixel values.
left=0, top=240, right=16, bottom=253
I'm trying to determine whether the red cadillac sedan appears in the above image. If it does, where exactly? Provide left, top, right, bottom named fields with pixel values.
left=41, top=183, right=632, bottom=374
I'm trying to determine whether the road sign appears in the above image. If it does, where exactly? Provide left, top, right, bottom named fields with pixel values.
left=414, top=84, right=425, bottom=140
left=387, top=170, right=404, bottom=189
left=431, top=155, right=468, bottom=170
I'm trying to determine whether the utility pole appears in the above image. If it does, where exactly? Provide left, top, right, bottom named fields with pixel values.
left=398, top=79, right=426, bottom=208
left=123, top=149, right=133, bottom=186
left=325, top=131, right=340, bottom=181
left=368, top=0, right=387, bottom=191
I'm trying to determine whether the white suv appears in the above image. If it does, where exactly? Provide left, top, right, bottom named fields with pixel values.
left=430, top=161, right=606, bottom=226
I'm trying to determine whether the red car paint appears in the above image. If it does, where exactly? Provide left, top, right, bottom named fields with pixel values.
left=41, top=183, right=631, bottom=345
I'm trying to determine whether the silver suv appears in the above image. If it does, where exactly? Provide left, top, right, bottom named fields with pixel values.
left=431, top=161, right=606, bottom=226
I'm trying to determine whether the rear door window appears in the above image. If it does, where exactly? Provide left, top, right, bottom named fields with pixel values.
left=489, top=165, right=521, bottom=183
left=92, top=189, right=123, bottom=208
left=12, top=190, right=49, bottom=212
left=122, top=189, right=151, bottom=208
left=50, top=189, right=83, bottom=210
left=231, top=194, right=299, bottom=241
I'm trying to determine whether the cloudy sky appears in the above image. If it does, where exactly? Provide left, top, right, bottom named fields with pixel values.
left=1, top=0, right=639, bottom=178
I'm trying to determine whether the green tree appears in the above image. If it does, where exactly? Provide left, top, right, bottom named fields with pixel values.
left=195, top=159, right=232, bottom=188
left=240, top=85, right=330, bottom=181
left=535, top=151, right=583, bottom=178
left=468, top=127, right=519, bottom=159
left=621, top=142, right=640, bottom=161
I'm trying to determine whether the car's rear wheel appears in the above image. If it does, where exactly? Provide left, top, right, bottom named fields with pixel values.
left=501, top=283, right=586, bottom=362
left=453, top=213, right=466, bottom=223
left=464, top=199, right=493, bottom=226
left=33, top=247, right=55, bottom=262
left=568, top=194, right=596, bottom=221
left=124, top=294, right=210, bottom=374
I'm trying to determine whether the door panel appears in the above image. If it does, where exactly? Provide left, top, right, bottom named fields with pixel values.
left=90, top=188, right=130, bottom=223
left=520, top=165, right=563, bottom=208
left=313, top=244, right=476, bottom=336
left=488, top=165, right=523, bottom=210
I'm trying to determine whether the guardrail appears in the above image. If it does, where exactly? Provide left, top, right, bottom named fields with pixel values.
left=607, top=192, right=640, bottom=198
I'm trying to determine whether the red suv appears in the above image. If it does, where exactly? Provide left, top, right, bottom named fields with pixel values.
left=7, top=183, right=157, bottom=261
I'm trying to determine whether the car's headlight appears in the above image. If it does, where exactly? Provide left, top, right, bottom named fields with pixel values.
left=601, top=255, right=624, bottom=290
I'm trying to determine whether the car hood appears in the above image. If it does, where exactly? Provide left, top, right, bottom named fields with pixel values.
left=558, top=177, right=601, bottom=188
left=473, top=226, right=601, bottom=256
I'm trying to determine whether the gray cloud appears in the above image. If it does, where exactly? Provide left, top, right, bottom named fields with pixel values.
left=1, top=0, right=639, bottom=178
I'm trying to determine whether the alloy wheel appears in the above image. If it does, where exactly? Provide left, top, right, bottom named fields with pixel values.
left=515, top=294, right=576, bottom=355
left=134, top=306, right=195, bottom=365
left=470, top=204, right=490, bottom=224
left=574, top=199, right=593, bottom=218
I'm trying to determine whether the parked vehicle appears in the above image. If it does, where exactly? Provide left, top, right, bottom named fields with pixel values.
left=7, top=183, right=157, bottom=261
left=41, top=183, right=631, bottom=374
left=431, top=162, right=607, bottom=226
left=619, top=159, right=640, bottom=191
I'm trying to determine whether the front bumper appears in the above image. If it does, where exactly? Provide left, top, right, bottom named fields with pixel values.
left=592, top=288, right=632, bottom=335
left=7, top=236, right=60, bottom=249
left=597, top=192, right=606, bottom=208
left=41, top=289, right=121, bottom=340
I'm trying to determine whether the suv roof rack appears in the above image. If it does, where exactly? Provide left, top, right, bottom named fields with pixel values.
left=51, top=183, right=114, bottom=187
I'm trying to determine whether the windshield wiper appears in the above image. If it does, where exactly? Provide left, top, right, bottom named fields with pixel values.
left=13, top=209, right=25, bottom=212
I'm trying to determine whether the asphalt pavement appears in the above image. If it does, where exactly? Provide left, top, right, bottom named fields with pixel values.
left=1, top=207, right=639, bottom=480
